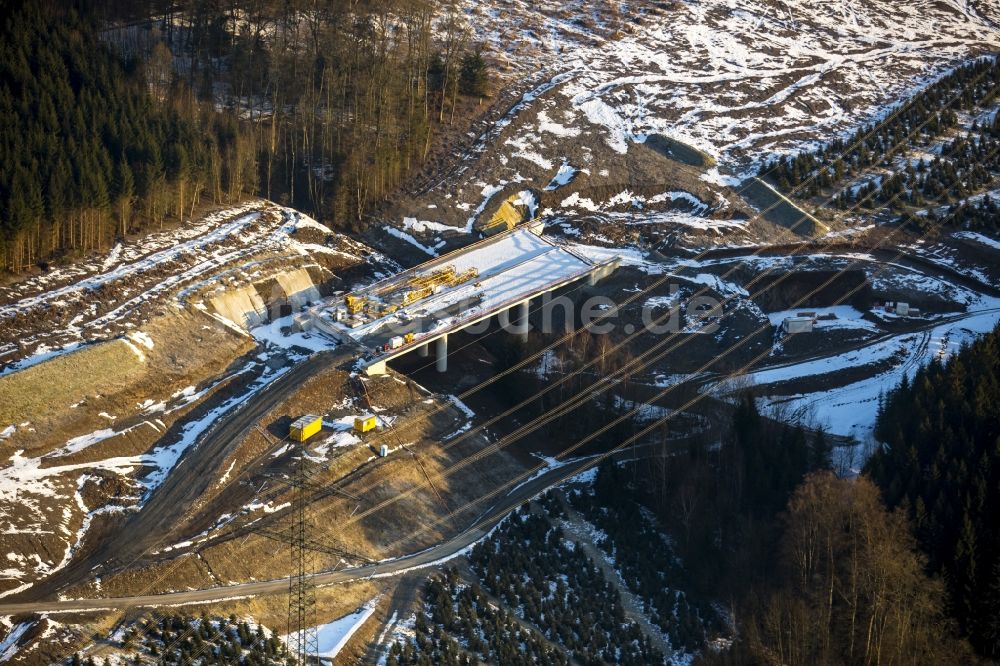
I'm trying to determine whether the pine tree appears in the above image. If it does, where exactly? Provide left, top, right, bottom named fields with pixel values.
left=459, top=50, right=488, bottom=98
left=114, top=155, right=135, bottom=236
left=810, top=427, right=832, bottom=470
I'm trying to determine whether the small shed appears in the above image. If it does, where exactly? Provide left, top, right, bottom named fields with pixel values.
left=782, top=316, right=815, bottom=334
left=896, top=302, right=910, bottom=316
left=354, top=413, right=377, bottom=433
left=290, top=414, right=322, bottom=442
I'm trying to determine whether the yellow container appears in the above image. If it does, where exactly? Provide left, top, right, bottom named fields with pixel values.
left=290, top=414, right=322, bottom=442
left=354, top=414, right=377, bottom=433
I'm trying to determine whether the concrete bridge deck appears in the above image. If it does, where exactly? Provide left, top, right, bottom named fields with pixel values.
left=307, top=222, right=619, bottom=373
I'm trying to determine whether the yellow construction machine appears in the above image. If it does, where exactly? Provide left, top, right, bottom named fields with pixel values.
left=397, top=266, right=478, bottom=306
left=343, top=265, right=480, bottom=318
left=345, top=293, right=367, bottom=315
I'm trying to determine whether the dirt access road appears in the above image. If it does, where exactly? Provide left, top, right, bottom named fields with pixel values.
left=706, top=305, right=1000, bottom=387
left=21, top=346, right=358, bottom=602
left=0, top=441, right=675, bottom=614
left=19, top=268, right=992, bottom=607
left=691, top=242, right=1000, bottom=299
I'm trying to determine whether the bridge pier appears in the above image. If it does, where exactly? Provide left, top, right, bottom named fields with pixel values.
left=588, top=260, right=619, bottom=286
left=500, top=299, right=530, bottom=343
left=436, top=334, right=448, bottom=372
left=516, top=299, right=530, bottom=343
left=418, top=342, right=429, bottom=358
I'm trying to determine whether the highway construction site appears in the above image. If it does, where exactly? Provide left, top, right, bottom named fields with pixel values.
left=311, top=221, right=619, bottom=375
left=1, top=193, right=999, bottom=663
left=3, top=4, right=1000, bottom=657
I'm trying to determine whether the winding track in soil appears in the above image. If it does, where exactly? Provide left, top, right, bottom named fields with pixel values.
left=18, top=347, right=356, bottom=603
left=0, top=437, right=684, bottom=614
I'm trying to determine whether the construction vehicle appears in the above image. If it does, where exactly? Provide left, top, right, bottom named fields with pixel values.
left=380, top=332, right=417, bottom=353
left=342, top=266, right=478, bottom=322
left=401, top=286, right=434, bottom=306
left=452, top=267, right=478, bottom=285
left=345, top=294, right=367, bottom=315
left=354, top=414, right=377, bottom=433
left=290, top=415, right=322, bottom=442
left=392, top=266, right=478, bottom=308
left=411, top=265, right=458, bottom=289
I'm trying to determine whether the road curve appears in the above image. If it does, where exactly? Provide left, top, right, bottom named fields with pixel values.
left=0, top=443, right=653, bottom=614
left=19, top=242, right=991, bottom=612
left=697, top=306, right=1000, bottom=393
left=691, top=242, right=1000, bottom=299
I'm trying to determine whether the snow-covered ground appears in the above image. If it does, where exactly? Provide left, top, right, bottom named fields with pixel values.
left=765, top=305, right=880, bottom=332
left=0, top=357, right=298, bottom=598
left=0, top=203, right=386, bottom=599
left=375, top=613, right=416, bottom=666
left=954, top=231, right=1000, bottom=251
left=2, top=3, right=999, bottom=658
left=282, top=598, right=379, bottom=663
left=476, top=0, right=1000, bottom=168
left=0, top=619, right=32, bottom=661
left=751, top=307, right=1000, bottom=443
left=908, top=238, right=999, bottom=289
left=377, top=1, right=999, bottom=258
left=250, top=314, right=338, bottom=355
left=0, top=202, right=377, bottom=374
left=390, top=0, right=999, bottom=247
left=320, top=226, right=597, bottom=349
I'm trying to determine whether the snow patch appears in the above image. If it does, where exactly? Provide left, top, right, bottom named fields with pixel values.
left=385, top=227, right=438, bottom=256
left=545, top=162, right=578, bottom=191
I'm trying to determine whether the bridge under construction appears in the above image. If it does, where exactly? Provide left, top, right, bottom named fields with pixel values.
left=307, top=221, right=619, bottom=374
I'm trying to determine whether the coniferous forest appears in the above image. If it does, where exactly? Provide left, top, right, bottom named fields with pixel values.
left=0, top=0, right=490, bottom=272
left=71, top=613, right=287, bottom=665
left=868, top=323, right=1000, bottom=657
left=0, top=2, right=253, bottom=271
left=4, top=2, right=1000, bottom=664
left=681, top=325, right=1000, bottom=663
left=578, top=373, right=986, bottom=663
